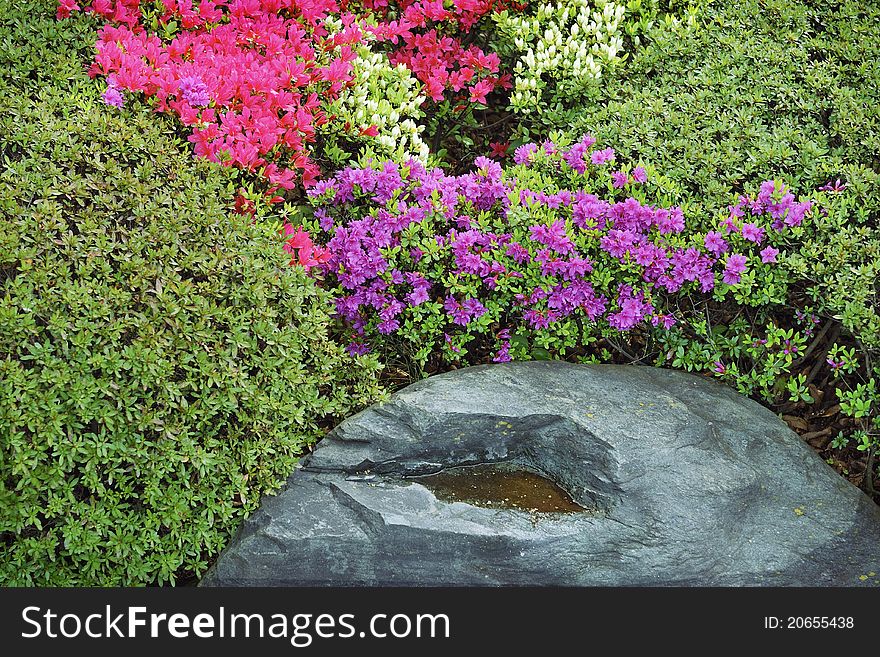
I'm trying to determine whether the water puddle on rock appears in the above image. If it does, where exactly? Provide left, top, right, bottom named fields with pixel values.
left=411, top=463, right=585, bottom=513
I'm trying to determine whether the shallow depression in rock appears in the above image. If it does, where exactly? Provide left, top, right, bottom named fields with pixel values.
left=409, top=463, right=586, bottom=513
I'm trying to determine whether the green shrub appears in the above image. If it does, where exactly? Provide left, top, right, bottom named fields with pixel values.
left=0, top=1, right=384, bottom=585
left=784, top=170, right=880, bottom=350
left=560, top=0, right=880, bottom=220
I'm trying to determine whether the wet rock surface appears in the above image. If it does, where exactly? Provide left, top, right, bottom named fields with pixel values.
left=202, top=362, right=880, bottom=586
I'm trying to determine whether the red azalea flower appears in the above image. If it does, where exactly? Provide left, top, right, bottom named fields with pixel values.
left=489, top=141, right=509, bottom=159
left=233, top=190, right=255, bottom=216
left=56, top=0, right=80, bottom=19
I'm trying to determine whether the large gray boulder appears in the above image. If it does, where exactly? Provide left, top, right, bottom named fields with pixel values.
left=202, top=363, right=880, bottom=586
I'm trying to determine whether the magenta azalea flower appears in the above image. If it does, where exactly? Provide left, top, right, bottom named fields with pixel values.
left=741, top=222, right=765, bottom=244
left=590, top=147, right=616, bottom=165
left=723, top=254, right=748, bottom=284
left=611, top=171, right=629, bottom=188
left=101, top=84, right=124, bottom=108
left=514, top=143, right=539, bottom=166
left=759, top=246, right=779, bottom=263
left=704, top=231, right=729, bottom=256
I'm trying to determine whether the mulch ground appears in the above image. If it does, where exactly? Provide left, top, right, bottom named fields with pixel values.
left=774, top=381, right=877, bottom=502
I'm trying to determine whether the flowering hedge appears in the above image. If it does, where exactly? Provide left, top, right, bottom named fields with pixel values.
left=59, top=0, right=519, bottom=191
left=69, top=0, right=364, bottom=187
left=296, top=134, right=810, bottom=367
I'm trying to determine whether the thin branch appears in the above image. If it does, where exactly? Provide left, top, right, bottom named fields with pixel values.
left=804, top=323, right=841, bottom=387
left=863, top=446, right=876, bottom=497
left=790, top=319, right=834, bottom=370
left=469, top=113, right=517, bottom=132
left=605, top=337, right=641, bottom=364
left=854, top=337, right=874, bottom=377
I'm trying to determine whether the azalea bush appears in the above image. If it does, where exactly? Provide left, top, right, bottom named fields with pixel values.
left=494, top=0, right=627, bottom=114
left=59, top=0, right=519, bottom=192
left=65, top=0, right=381, bottom=188
left=353, top=0, right=514, bottom=104
left=302, top=135, right=810, bottom=381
